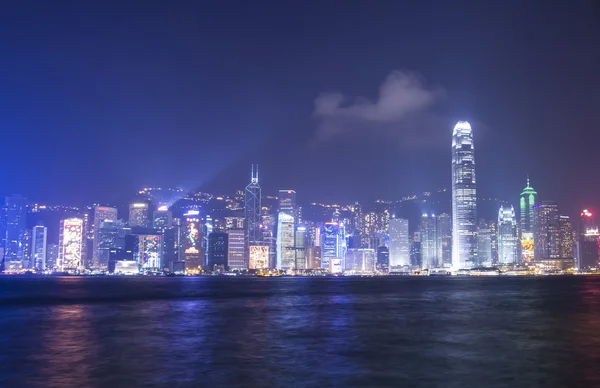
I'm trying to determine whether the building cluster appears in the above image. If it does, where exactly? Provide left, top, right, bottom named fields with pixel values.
left=1, top=122, right=598, bottom=275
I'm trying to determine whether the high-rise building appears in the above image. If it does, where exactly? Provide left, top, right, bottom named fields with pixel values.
left=376, top=246, right=389, bottom=272
left=46, top=243, right=59, bottom=271
left=203, top=216, right=213, bottom=268
left=249, top=245, right=269, bottom=269
left=533, top=201, right=560, bottom=259
left=245, top=165, right=262, bottom=261
left=558, top=215, right=574, bottom=259
left=261, top=214, right=277, bottom=269
left=410, top=232, right=422, bottom=268
left=129, top=202, right=150, bottom=228
left=345, top=248, right=376, bottom=274
left=321, top=222, right=341, bottom=271
left=4, top=195, right=27, bottom=270
left=207, top=232, right=228, bottom=271
left=498, top=205, right=518, bottom=265
left=276, top=212, right=295, bottom=270
left=153, top=206, right=173, bottom=231
left=133, top=232, right=163, bottom=270
left=31, top=223, right=47, bottom=271
left=227, top=228, right=246, bottom=270
left=477, top=223, right=492, bottom=265
left=93, top=206, right=119, bottom=268
left=520, top=178, right=537, bottom=235
left=164, top=218, right=183, bottom=272
left=225, top=217, right=244, bottom=230
left=58, top=218, right=84, bottom=271
left=278, top=190, right=297, bottom=216
left=21, top=229, right=32, bottom=269
left=451, top=121, right=477, bottom=269
left=295, top=225, right=307, bottom=270
left=520, top=179, right=537, bottom=262
left=306, top=246, right=322, bottom=270
left=420, top=213, right=437, bottom=269
left=183, top=210, right=203, bottom=270
left=577, top=227, right=599, bottom=271
left=436, top=213, right=452, bottom=267
left=388, top=218, right=409, bottom=269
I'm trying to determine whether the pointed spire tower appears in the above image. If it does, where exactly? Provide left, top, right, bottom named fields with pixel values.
left=519, top=176, right=537, bottom=262
left=245, top=164, right=262, bottom=266
left=520, top=176, right=538, bottom=234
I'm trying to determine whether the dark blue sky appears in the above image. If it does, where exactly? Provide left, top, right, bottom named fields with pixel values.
left=1, top=1, right=599, bottom=216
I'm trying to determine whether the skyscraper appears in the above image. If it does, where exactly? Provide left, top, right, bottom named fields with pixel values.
left=498, top=205, right=518, bottom=265
left=227, top=228, right=246, bottom=270
left=533, top=201, right=560, bottom=260
left=278, top=190, right=296, bottom=216
left=420, top=213, right=437, bottom=269
left=97, top=219, right=127, bottom=268
left=153, top=206, right=173, bottom=231
left=183, top=210, right=202, bottom=270
left=577, top=227, right=599, bottom=271
left=345, top=248, right=376, bottom=274
left=207, top=232, right=228, bottom=271
left=436, top=213, right=452, bottom=267
left=376, top=246, right=389, bottom=272
left=451, top=121, right=477, bottom=269
left=558, top=215, right=574, bottom=259
left=520, top=178, right=537, bottom=262
left=129, top=202, right=150, bottom=228
left=58, top=218, right=84, bottom=271
left=388, top=217, right=409, bottom=269
left=321, top=222, right=343, bottom=272
left=477, top=223, right=492, bottom=265
left=520, top=178, right=537, bottom=233
left=31, top=223, right=47, bottom=271
left=276, top=212, right=295, bottom=270
left=4, top=195, right=27, bottom=270
left=295, top=225, right=307, bottom=270
left=93, top=206, right=118, bottom=268
left=245, top=165, right=262, bottom=263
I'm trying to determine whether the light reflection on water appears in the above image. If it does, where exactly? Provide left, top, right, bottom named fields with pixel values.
left=0, top=276, right=599, bottom=387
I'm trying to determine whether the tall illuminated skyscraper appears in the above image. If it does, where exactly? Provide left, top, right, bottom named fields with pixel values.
left=31, top=223, right=47, bottom=271
left=520, top=178, right=537, bottom=234
left=93, top=206, right=118, bottom=268
left=436, top=213, right=452, bottom=267
left=245, top=165, right=262, bottom=263
left=4, top=195, right=27, bottom=270
left=278, top=190, right=296, bottom=216
left=558, top=215, right=574, bottom=259
left=451, top=121, right=477, bottom=269
left=519, top=178, right=537, bottom=261
left=388, top=217, right=409, bottom=269
left=420, top=213, right=437, bottom=269
left=58, top=218, right=84, bottom=271
left=533, top=201, right=559, bottom=259
left=276, top=213, right=295, bottom=270
left=129, top=202, right=150, bottom=227
left=498, top=205, right=518, bottom=264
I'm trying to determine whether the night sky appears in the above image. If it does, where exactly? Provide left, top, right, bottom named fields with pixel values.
left=1, top=1, right=599, bottom=217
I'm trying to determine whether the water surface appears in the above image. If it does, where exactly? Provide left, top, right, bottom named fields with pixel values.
left=1, top=276, right=599, bottom=387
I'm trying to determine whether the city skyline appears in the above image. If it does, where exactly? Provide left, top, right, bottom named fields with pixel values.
left=1, top=2, right=599, bottom=218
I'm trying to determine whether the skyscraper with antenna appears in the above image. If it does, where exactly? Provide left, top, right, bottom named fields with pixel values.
left=245, top=165, right=262, bottom=267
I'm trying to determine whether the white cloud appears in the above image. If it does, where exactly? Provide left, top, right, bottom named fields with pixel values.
left=313, top=70, right=445, bottom=141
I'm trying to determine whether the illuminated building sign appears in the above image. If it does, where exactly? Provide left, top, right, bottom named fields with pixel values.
left=582, top=209, right=593, bottom=218
left=132, top=203, right=148, bottom=208
left=249, top=245, right=269, bottom=269
left=521, top=232, right=534, bottom=262
left=137, top=235, right=162, bottom=269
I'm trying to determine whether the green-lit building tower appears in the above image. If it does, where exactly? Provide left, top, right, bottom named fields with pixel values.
left=519, top=177, right=537, bottom=261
